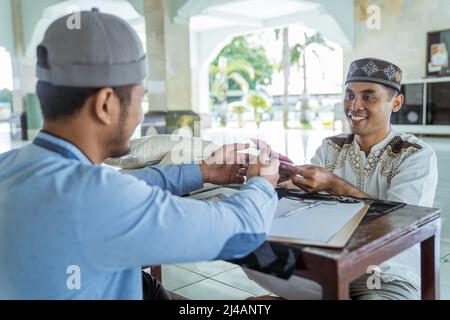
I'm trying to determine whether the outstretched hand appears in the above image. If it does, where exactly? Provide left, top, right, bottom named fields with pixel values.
left=280, top=164, right=368, bottom=198
left=247, top=145, right=280, bottom=187
left=251, top=138, right=294, bottom=183
left=281, top=164, right=338, bottom=193
left=199, top=143, right=253, bottom=185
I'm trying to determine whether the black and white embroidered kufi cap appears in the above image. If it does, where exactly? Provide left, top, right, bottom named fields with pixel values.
left=345, top=58, right=402, bottom=92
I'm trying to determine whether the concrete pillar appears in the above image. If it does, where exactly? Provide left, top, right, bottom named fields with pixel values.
left=9, top=0, right=37, bottom=108
left=10, top=0, right=41, bottom=140
left=144, top=0, right=166, bottom=111
left=144, top=0, right=192, bottom=112
left=10, top=0, right=25, bottom=114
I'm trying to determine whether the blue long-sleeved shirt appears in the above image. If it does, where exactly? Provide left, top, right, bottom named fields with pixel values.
left=0, top=132, right=278, bottom=299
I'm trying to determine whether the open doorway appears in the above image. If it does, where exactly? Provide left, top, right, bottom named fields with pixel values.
left=207, top=25, right=344, bottom=131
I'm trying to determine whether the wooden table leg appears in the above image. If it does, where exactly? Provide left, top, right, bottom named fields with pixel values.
left=322, top=279, right=350, bottom=300
left=421, top=234, right=440, bottom=300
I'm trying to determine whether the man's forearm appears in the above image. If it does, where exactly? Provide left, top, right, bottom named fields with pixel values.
left=331, top=176, right=368, bottom=199
left=124, top=164, right=204, bottom=195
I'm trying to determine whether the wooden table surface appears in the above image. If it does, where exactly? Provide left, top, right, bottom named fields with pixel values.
left=292, top=204, right=441, bottom=299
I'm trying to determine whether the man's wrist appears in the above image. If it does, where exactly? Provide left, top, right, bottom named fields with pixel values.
left=330, top=176, right=348, bottom=196
left=199, top=162, right=210, bottom=184
left=332, top=176, right=366, bottom=198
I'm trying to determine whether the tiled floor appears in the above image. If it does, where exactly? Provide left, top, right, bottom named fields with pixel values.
left=161, top=247, right=450, bottom=300
left=1, top=121, right=450, bottom=299
left=158, top=262, right=270, bottom=299
left=174, top=278, right=254, bottom=300
left=166, top=261, right=270, bottom=299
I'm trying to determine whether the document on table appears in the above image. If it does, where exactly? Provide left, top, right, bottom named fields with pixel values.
left=270, top=198, right=366, bottom=243
left=189, top=187, right=368, bottom=247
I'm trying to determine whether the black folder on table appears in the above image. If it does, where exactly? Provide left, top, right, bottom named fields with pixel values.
left=276, top=188, right=406, bottom=225
left=191, top=186, right=405, bottom=249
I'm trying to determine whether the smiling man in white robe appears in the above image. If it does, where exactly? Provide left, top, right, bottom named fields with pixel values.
left=246, top=58, right=438, bottom=300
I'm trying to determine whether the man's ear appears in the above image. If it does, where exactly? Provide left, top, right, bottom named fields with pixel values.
left=392, top=93, right=404, bottom=113
left=92, top=88, right=117, bottom=125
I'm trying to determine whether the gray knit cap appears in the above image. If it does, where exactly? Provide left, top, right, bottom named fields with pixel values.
left=36, top=8, right=147, bottom=87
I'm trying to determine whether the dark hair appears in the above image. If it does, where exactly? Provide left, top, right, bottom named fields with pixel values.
left=36, top=81, right=134, bottom=121
left=384, top=85, right=400, bottom=101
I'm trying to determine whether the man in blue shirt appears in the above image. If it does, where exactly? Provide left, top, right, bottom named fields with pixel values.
left=0, top=10, right=280, bottom=299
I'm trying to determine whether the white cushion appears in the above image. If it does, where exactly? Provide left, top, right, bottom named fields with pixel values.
left=104, top=134, right=219, bottom=169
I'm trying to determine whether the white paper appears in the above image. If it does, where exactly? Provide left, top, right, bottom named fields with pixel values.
left=275, top=198, right=311, bottom=217
left=269, top=201, right=365, bottom=243
left=190, top=189, right=364, bottom=244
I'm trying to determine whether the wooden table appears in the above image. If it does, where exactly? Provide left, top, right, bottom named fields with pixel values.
left=293, top=204, right=441, bottom=300
left=151, top=204, right=440, bottom=300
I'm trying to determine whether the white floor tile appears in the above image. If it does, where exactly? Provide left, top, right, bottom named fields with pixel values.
left=440, top=260, right=450, bottom=287
left=211, top=267, right=270, bottom=296
left=440, top=285, right=450, bottom=300
left=162, top=265, right=205, bottom=291
left=176, top=260, right=238, bottom=277
left=173, top=278, right=253, bottom=300
left=441, top=240, right=450, bottom=258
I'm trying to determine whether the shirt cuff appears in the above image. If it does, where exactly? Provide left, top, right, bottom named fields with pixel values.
left=180, top=164, right=204, bottom=192
left=244, top=176, right=275, bottom=191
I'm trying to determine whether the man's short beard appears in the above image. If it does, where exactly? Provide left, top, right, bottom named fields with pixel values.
left=107, top=107, right=131, bottom=158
